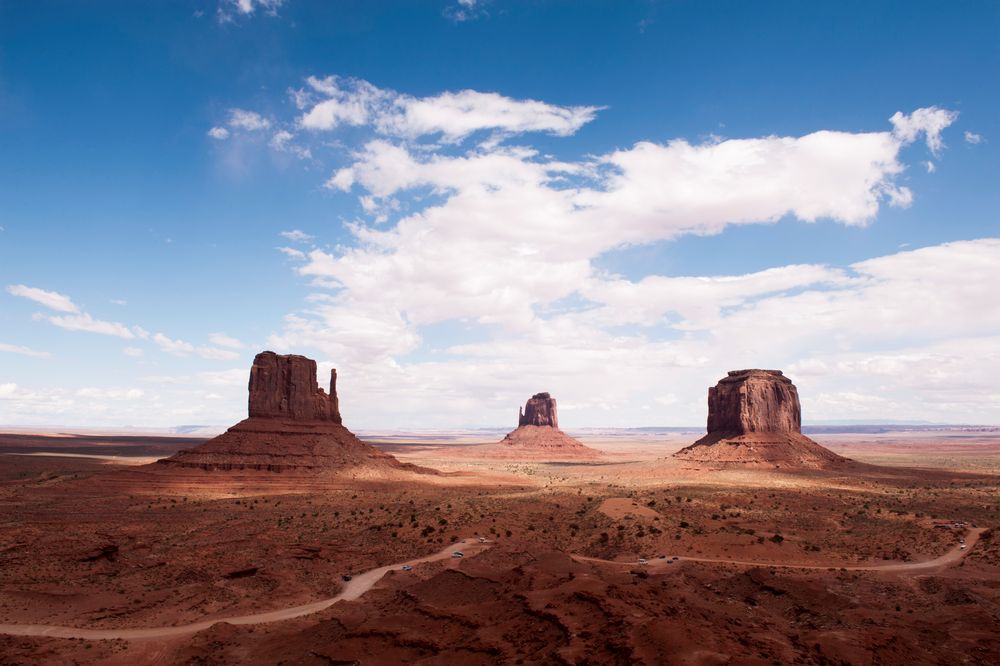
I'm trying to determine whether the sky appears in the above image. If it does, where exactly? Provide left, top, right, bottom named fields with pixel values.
left=1, top=0, right=998, bottom=429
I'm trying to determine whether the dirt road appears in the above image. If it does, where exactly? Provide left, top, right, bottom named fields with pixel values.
left=573, top=527, right=985, bottom=573
left=0, top=538, right=489, bottom=641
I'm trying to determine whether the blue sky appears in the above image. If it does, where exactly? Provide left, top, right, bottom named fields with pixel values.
left=1, top=0, right=998, bottom=429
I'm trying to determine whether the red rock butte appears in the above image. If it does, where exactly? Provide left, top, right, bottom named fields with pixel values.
left=158, top=351, right=430, bottom=474
left=498, top=392, right=600, bottom=459
left=673, top=369, right=849, bottom=469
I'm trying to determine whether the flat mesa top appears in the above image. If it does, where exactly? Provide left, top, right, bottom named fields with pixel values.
left=720, top=369, right=789, bottom=383
left=531, top=392, right=551, bottom=400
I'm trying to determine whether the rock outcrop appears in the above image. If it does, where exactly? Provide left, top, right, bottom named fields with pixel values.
left=493, top=392, right=599, bottom=460
left=158, top=351, right=432, bottom=475
left=674, top=369, right=848, bottom=469
left=518, top=392, right=558, bottom=428
left=248, top=351, right=341, bottom=423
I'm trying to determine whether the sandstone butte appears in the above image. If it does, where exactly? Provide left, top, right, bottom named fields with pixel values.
left=498, top=392, right=601, bottom=459
left=159, top=351, right=430, bottom=474
left=673, top=369, right=850, bottom=469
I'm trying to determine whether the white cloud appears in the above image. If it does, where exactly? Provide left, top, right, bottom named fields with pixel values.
left=964, top=131, right=984, bottom=145
left=384, top=89, right=601, bottom=142
left=6, top=284, right=79, bottom=313
left=269, top=130, right=312, bottom=159
left=46, top=313, right=136, bottom=339
left=296, top=76, right=600, bottom=142
left=277, top=246, right=306, bottom=260
left=924, top=161, right=935, bottom=173
left=445, top=0, right=485, bottom=22
left=0, top=342, right=50, bottom=358
left=208, top=126, right=230, bottom=140
left=218, top=0, right=285, bottom=23
left=889, top=106, right=959, bottom=156
left=76, top=387, right=145, bottom=401
left=228, top=108, right=271, bottom=131
left=279, top=229, right=314, bottom=242
left=153, top=333, right=240, bottom=360
left=231, top=0, right=285, bottom=15
left=123, top=346, right=144, bottom=358
left=208, top=333, right=245, bottom=349
left=303, top=111, right=937, bottom=340
left=261, top=98, right=976, bottom=426
left=152, top=333, right=195, bottom=355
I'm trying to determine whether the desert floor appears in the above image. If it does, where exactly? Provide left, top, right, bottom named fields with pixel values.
left=1, top=428, right=999, bottom=664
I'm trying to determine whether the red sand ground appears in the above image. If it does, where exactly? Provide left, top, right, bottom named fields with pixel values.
left=0, top=428, right=998, bottom=664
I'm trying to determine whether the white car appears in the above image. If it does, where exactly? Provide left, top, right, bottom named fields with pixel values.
left=478, top=537, right=487, bottom=543
left=402, top=564, right=413, bottom=571
left=960, top=544, right=966, bottom=550
left=638, top=558, right=649, bottom=565
left=452, top=551, right=464, bottom=558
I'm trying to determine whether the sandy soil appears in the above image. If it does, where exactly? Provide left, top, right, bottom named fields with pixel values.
left=0, top=428, right=998, bottom=664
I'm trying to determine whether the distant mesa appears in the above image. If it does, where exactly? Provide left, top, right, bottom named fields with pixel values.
left=159, top=351, right=433, bottom=475
left=673, top=369, right=849, bottom=469
left=497, top=392, right=601, bottom=459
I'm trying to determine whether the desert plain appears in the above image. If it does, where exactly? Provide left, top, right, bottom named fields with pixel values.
left=1, top=422, right=999, bottom=665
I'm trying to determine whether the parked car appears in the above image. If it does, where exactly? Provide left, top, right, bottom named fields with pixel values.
left=452, top=551, right=464, bottom=558
left=638, top=558, right=649, bottom=565
left=402, top=565, right=413, bottom=571
left=341, top=574, right=352, bottom=582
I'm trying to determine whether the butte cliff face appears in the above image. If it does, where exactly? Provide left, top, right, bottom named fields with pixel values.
left=674, top=369, right=848, bottom=469
left=494, top=392, right=599, bottom=460
left=159, top=351, right=430, bottom=475
left=248, top=351, right=341, bottom=423
left=518, top=392, right=558, bottom=428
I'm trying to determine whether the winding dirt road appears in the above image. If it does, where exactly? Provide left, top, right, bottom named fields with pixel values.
left=0, top=528, right=983, bottom=642
left=0, top=538, right=490, bottom=641
left=573, top=528, right=985, bottom=573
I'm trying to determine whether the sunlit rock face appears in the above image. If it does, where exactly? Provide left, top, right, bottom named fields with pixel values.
left=157, top=351, right=430, bottom=475
left=248, top=351, right=341, bottom=424
left=674, top=369, right=849, bottom=470
left=705, top=369, right=800, bottom=437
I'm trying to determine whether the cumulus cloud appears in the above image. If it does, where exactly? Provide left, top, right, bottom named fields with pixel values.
left=301, top=111, right=939, bottom=342
left=207, top=126, right=230, bottom=140
left=6, top=284, right=80, bottom=313
left=889, top=106, right=959, bottom=156
left=228, top=108, right=271, bottom=131
left=274, top=239, right=1000, bottom=427
left=240, top=79, right=977, bottom=426
left=964, top=131, right=984, bottom=145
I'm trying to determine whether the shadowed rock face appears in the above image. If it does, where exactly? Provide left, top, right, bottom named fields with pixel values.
left=518, top=392, right=558, bottom=428
left=706, top=369, right=799, bottom=436
left=158, top=351, right=433, bottom=475
left=674, top=369, right=848, bottom=469
left=249, top=351, right=341, bottom=424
